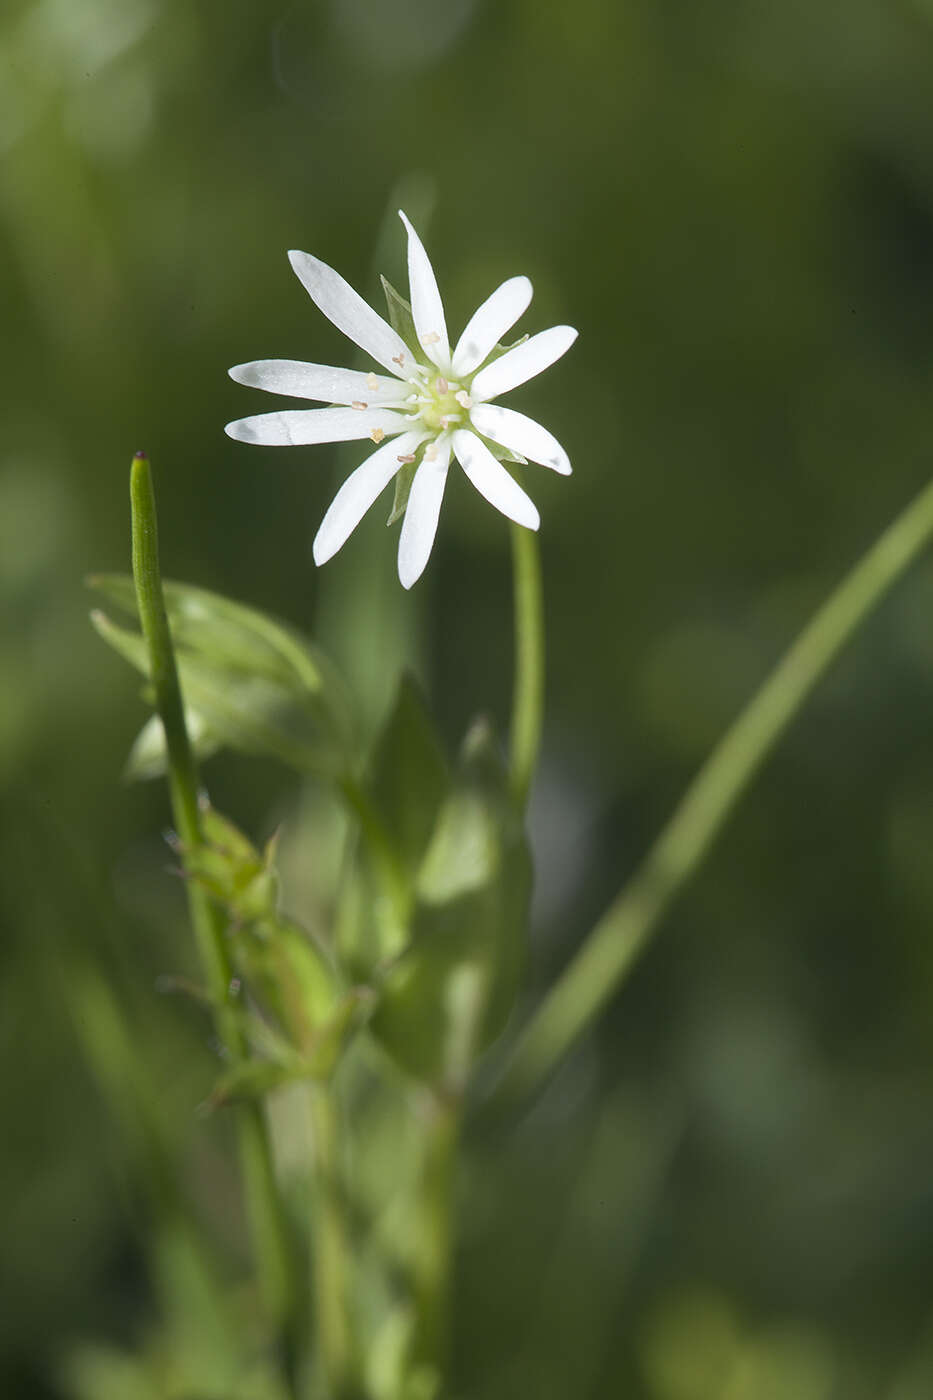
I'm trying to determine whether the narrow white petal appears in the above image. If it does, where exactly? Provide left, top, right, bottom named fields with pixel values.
left=451, top=276, right=533, bottom=378
left=229, top=360, right=406, bottom=405
left=288, top=249, right=415, bottom=377
left=399, top=210, right=450, bottom=370
left=397, top=437, right=451, bottom=589
left=452, top=430, right=540, bottom=531
left=470, top=325, right=578, bottom=402
left=313, top=430, right=429, bottom=565
left=225, top=406, right=408, bottom=447
left=468, top=403, right=571, bottom=475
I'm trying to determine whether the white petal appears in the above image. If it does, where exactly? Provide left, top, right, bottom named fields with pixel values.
left=313, top=430, right=430, bottom=565
left=225, top=406, right=408, bottom=447
left=399, top=210, right=450, bottom=370
left=470, top=325, right=578, bottom=402
left=451, top=276, right=533, bottom=378
left=397, top=437, right=451, bottom=589
left=229, top=360, right=407, bottom=405
left=288, top=249, right=416, bottom=377
left=468, top=403, right=571, bottom=475
left=451, top=430, right=540, bottom=531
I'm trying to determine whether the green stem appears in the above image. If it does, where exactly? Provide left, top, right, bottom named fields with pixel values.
left=495, top=473, right=933, bottom=1108
left=129, top=453, right=300, bottom=1392
left=410, top=1093, right=461, bottom=1392
left=509, top=521, right=545, bottom=808
left=309, top=1085, right=355, bottom=1399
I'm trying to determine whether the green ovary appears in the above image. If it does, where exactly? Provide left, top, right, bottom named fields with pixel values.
left=416, top=371, right=469, bottom=433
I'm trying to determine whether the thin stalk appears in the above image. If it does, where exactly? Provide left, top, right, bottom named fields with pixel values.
left=410, top=1093, right=461, bottom=1389
left=309, top=1085, right=355, bottom=1399
left=509, top=520, right=545, bottom=808
left=494, top=472, right=933, bottom=1109
left=129, top=452, right=300, bottom=1392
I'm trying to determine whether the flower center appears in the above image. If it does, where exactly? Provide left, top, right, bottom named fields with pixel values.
left=410, top=370, right=473, bottom=433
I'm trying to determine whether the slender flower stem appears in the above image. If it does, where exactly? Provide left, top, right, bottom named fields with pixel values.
left=494, top=473, right=933, bottom=1109
left=129, top=453, right=300, bottom=1392
left=509, top=521, right=545, bottom=808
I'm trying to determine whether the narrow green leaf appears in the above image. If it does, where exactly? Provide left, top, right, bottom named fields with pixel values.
left=337, top=674, right=450, bottom=978
left=369, top=718, right=532, bottom=1091
left=88, top=578, right=357, bottom=780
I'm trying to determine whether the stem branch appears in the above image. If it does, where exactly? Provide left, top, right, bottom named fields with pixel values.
left=129, top=453, right=299, bottom=1391
left=495, top=473, right=933, bottom=1108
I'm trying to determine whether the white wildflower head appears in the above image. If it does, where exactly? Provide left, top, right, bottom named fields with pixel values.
left=225, top=212, right=577, bottom=589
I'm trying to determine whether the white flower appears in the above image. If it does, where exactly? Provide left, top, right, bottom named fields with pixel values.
left=225, top=211, right=577, bottom=589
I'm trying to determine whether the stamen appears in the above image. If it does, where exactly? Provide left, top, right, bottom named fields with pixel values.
left=351, top=400, right=368, bottom=410
left=439, top=414, right=456, bottom=429
left=455, top=390, right=473, bottom=409
left=370, top=428, right=386, bottom=444
left=436, top=377, right=448, bottom=393
left=421, top=331, right=440, bottom=346
left=424, top=443, right=438, bottom=461
left=392, top=353, right=406, bottom=367
left=397, top=452, right=416, bottom=464
left=366, top=372, right=380, bottom=390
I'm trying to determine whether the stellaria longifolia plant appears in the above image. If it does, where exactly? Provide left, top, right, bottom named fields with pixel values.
left=84, top=210, right=933, bottom=1400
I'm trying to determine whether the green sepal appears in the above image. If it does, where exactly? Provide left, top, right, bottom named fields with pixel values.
left=88, top=577, right=356, bottom=780
left=489, top=444, right=528, bottom=467
left=484, top=331, right=528, bottom=366
left=369, top=717, right=532, bottom=1092
left=387, top=458, right=417, bottom=525
left=380, top=276, right=418, bottom=353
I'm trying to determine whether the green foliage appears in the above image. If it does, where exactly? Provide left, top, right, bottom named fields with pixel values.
left=371, top=718, right=531, bottom=1091
left=182, top=804, right=373, bottom=1085
left=337, top=674, right=449, bottom=976
left=88, top=575, right=356, bottom=780
left=338, top=675, right=531, bottom=1091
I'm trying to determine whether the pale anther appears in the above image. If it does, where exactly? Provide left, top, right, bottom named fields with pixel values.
left=455, top=390, right=473, bottom=409
left=397, top=452, right=416, bottom=464
left=424, top=443, right=438, bottom=461
left=392, top=353, right=406, bottom=366
left=370, top=427, right=386, bottom=444
left=366, top=372, right=379, bottom=390
left=422, top=331, right=440, bottom=346
left=436, top=377, right=449, bottom=393
left=351, top=400, right=368, bottom=410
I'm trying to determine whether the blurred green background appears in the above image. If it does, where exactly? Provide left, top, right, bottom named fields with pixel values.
left=5, top=0, right=933, bottom=1396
